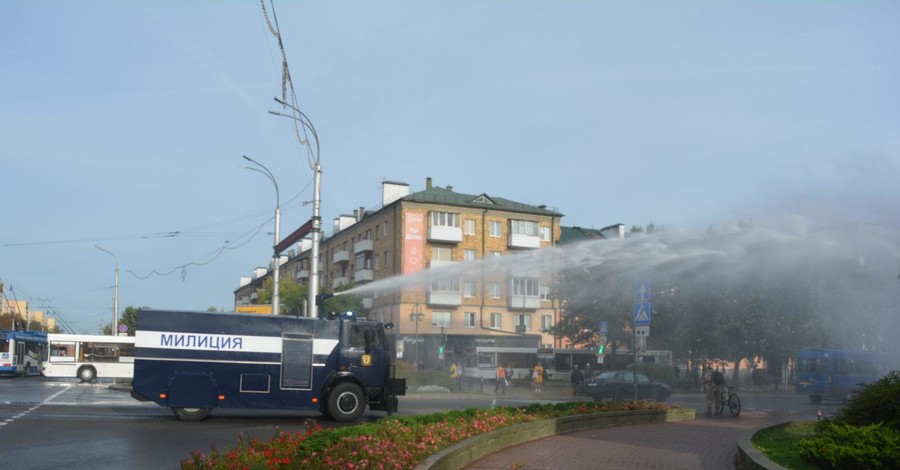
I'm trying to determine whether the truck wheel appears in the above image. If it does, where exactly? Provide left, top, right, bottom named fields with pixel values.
left=328, top=382, right=365, bottom=423
left=77, top=366, right=97, bottom=383
left=172, top=407, right=212, bottom=421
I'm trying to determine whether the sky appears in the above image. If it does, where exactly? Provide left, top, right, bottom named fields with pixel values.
left=2, top=1, right=899, bottom=334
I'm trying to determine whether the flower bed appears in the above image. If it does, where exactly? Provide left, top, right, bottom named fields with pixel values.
left=182, top=401, right=675, bottom=470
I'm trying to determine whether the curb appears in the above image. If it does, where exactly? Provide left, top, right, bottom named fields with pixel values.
left=415, top=408, right=696, bottom=470
left=736, top=423, right=790, bottom=470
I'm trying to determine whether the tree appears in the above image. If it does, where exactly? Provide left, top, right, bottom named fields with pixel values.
left=102, top=305, right=143, bottom=335
left=254, top=277, right=308, bottom=316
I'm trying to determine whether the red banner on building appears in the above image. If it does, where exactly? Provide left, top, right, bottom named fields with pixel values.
left=403, top=212, right=425, bottom=274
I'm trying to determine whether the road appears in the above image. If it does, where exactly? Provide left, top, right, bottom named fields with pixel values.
left=0, top=377, right=840, bottom=469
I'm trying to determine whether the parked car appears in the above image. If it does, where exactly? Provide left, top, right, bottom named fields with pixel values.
left=580, top=370, right=672, bottom=402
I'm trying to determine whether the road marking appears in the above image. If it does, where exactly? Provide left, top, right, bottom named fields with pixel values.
left=0, top=384, right=73, bottom=430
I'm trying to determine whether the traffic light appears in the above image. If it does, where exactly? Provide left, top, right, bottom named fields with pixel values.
left=438, top=346, right=444, bottom=354
left=597, top=343, right=606, bottom=355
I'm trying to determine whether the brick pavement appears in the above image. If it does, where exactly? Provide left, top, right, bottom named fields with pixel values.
left=465, top=407, right=780, bottom=470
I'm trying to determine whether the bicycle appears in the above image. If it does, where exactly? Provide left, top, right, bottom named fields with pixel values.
left=716, top=385, right=741, bottom=417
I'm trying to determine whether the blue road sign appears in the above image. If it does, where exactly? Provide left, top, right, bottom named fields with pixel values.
left=599, top=320, right=608, bottom=335
left=636, top=280, right=651, bottom=302
left=634, top=302, right=651, bottom=326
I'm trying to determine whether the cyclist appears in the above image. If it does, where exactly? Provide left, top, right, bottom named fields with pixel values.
left=711, top=366, right=726, bottom=415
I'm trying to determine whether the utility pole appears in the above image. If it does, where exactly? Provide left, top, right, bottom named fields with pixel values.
left=95, top=245, right=119, bottom=335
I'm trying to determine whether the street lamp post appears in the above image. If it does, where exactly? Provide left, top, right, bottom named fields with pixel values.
left=95, top=245, right=119, bottom=335
left=409, top=303, right=424, bottom=370
left=243, top=155, right=281, bottom=316
left=268, top=99, right=321, bottom=318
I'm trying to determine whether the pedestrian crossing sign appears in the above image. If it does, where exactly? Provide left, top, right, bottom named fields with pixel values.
left=634, top=302, right=651, bottom=326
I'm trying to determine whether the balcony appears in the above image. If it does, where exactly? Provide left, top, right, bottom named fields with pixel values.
left=355, top=269, right=373, bottom=283
left=427, top=291, right=462, bottom=307
left=354, top=239, right=373, bottom=253
left=508, top=295, right=541, bottom=310
left=333, top=249, right=350, bottom=264
left=428, top=225, right=463, bottom=243
left=508, top=233, right=541, bottom=249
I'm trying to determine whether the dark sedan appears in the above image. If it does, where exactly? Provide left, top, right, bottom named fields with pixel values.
left=580, top=370, right=672, bottom=402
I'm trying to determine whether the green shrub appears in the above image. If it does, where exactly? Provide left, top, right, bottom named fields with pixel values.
left=798, top=421, right=900, bottom=469
left=832, top=371, right=900, bottom=430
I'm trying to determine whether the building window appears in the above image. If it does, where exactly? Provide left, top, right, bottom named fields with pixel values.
left=430, top=277, right=461, bottom=293
left=490, top=312, right=502, bottom=329
left=365, top=228, right=372, bottom=240
left=430, top=211, right=460, bottom=228
left=464, top=312, right=476, bottom=328
left=541, top=314, right=553, bottom=331
left=489, top=221, right=502, bottom=237
left=511, top=278, right=540, bottom=296
left=489, top=282, right=501, bottom=299
left=463, top=281, right=476, bottom=298
left=432, top=246, right=452, bottom=262
left=375, top=224, right=380, bottom=239
left=540, top=226, right=551, bottom=242
left=383, top=220, right=389, bottom=236
left=464, top=219, right=476, bottom=235
left=432, top=311, right=451, bottom=327
left=540, top=285, right=551, bottom=301
left=510, top=219, right=539, bottom=237
left=355, top=252, right=372, bottom=271
left=383, top=250, right=389, bottom=267
left=464, top=249, right=476, bottom=262
left=513, top=314, right=532, bottom=330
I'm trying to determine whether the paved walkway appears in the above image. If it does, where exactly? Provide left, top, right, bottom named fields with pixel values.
left=460, top=385, right=794, bottom=470
left=465, top=413, right=770, bottom=469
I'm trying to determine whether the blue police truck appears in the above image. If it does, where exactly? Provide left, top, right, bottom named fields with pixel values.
left=131, top=309, right=405, bottom=422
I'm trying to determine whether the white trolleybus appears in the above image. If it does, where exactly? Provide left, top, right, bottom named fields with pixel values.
left=42, top=333, right=135, bottom=382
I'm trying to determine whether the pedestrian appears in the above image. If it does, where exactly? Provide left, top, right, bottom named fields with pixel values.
left=570, top=364, right=584, bottom=396
left=584, top=362, right=593, bottom=380
left=506, top=364, right=514, bottom=388
left=450, top=361, right=459, bottom=386
left=532, top=361, right=544, bottom=393
left=455, top=361, right=464, bottom=391
left=711, top=366, right=726, bottom=415
left=495, top=364, right=507, bottom=395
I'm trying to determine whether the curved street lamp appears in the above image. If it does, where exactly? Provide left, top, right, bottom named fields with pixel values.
left=95, top=245, right=119, bottom=335
left=269, top=98, right=322, bottom=318
left=243, top=155, right=281, bottom=316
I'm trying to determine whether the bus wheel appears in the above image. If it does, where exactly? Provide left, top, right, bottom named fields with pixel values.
left=172, top=407, right=212, bottom=421
left=77, top=366, right=97, bottom=383
left=809, top=395, right=823, bottom=405
left=328, top=382, right=365, bottom=423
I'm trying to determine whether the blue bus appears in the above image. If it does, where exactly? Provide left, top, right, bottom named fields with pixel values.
left=795, top=348, right=898, bottom=404
left=0, top=330, right=48, bottom=377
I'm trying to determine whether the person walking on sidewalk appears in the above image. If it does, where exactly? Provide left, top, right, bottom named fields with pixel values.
left=532, top=362, right=544, bottom=393
left=570, top=364, right=584, bottom=396
left=495, top=364, right=507, bottom=395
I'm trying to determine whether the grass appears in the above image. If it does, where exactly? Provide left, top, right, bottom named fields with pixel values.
left=751, top=420, right=821, bottom=469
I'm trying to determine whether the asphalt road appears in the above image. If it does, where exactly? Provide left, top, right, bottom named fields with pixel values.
left=0, top=377, right=839, bottom=469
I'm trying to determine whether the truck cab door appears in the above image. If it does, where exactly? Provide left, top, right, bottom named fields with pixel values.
left=344, top=323, right=387, bottom=387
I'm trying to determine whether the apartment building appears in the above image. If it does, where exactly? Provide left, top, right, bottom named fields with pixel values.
left=235, top=177, right=564, bottom=372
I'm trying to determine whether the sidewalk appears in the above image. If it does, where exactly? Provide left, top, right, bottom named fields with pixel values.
left=405, top=378, right=581, bottom=402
